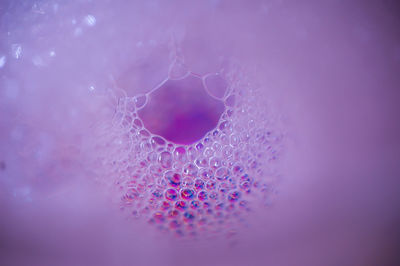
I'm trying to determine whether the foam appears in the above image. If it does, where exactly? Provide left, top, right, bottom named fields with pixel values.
left=90, top=59, right=285, bottom=239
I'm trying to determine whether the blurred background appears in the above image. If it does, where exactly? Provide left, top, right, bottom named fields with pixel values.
left=1, top=0, right=400, bottom=265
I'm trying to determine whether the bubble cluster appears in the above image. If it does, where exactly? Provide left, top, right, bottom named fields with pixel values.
left=91, top=63, right=284, bottom=239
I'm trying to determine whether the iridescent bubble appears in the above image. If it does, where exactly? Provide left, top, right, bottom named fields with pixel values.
left=206, top=180, right=216, bottom=190
left=180, top=188, right=195, bottom=200
left=190, top=200, right=200, bottom=209
left=203, top=202, right=211, bottom=208
left=215, top=202, right=224, bottom=210
left=175, top=200, right=187, bottom=211
left=197, top=191, right=208, bottom=201
left=194, top=179, right=205, bottom=190
left=168, top=209, right=180, bottom=218
left=161, top=201, right=171, bottom=210
left=240, top=181, right=251, bottom=192
left=165, top=188, right=178, bottom=201
left=152, top=188, right=163, bottom=198
left=183, top=211, right=196, bottom=222
left=228, top=191, right=241, bottom=202
left=153, top=211, right=165, bottom=223
left=164, top=171, right=181, bottom=187
left=209, top=192, right=218, bottom=201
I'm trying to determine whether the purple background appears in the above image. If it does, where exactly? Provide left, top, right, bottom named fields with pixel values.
left=1, top=0, right=400, bottom=265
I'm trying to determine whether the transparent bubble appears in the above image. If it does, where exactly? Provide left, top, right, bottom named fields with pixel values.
left=183, top=163, right=198, bottom=176
left=182, top=177, right=194, bottom=187
left=209, top=157, right=222, bottom=169
left=151, top=136, right=166, bottom=146
left=173, top=146, right=187, bottom=163
left=134, top=94, right=148, bottom=109
left=159, top=151, right=172, bottom=168
left=195, top=156, right=208, bottom=168
left=215, top=167, right=230, bottom=181
left=199, top=168, right=213, bottom=179
left=203, top=73, right=228, bottom=100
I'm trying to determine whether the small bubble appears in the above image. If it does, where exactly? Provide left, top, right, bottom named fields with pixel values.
left=183, top=163, right=198, bottom=176
left=218, top=183, right=229, bottom=194
left=159, top=151, right=172, bottom=168
left=165, top=188, right=178, bottom=201
left=161, top=201, right=171, bottom=210
left=74, top=27, right=82, bottom=36
left=175, top=200, right=187, bottom=210
left=168, top=209, right=179, bottom=219
left=0, top=55, right=6, bottom=68
left=195, top=142, right=204, bottom=151
left=165, top=171, right=181, bottom=187
left=180, top=188, right=195, bottom=200
left=197, top=191, right=208, bottom=201
left=194, top=179, right=205, bottom=190
left=153, top=212, right=165, bottom=223
left=84, top=14, right=96, bottom=27
left=203, top=148, right=214, bottom=157
left=228, top=191, right=241, bottom=202
left=174, top=146, right=187, bottom=163
left=152, top=188, right=163, bottom=198
left=182, top=177, right=194, bottom=187
left=206, top=181, right=216, bottom=190
left=183, top=211, right=195, bottom=222
left=209, top=192, right=218, bottom=201
left=134, top=94, right=148, bottom=109
left=151, top=136, right=166, bottom=146
left=190, top=200, right=200, bottom=209
left=195, top=157, right=208, bottom=168
left=11, top=44, right=22, bottom=59
left=199, top=168, right=213, bottom=179
left=215, top=167, right=230, bottom=181
left=210, top=157, right=222, bottom=169
left=240, top=181, right=251, bottom=192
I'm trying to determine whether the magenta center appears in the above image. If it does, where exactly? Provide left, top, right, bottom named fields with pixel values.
left=138, top=74, right=225, bottom=145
